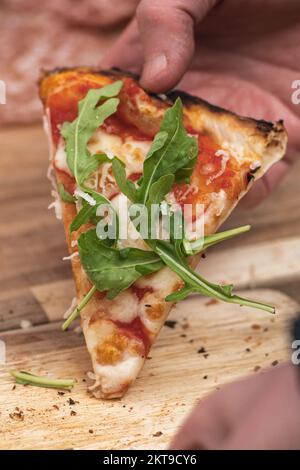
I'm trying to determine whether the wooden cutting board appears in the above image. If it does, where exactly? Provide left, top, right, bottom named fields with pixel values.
left=0, top=125, right=300, bottom=450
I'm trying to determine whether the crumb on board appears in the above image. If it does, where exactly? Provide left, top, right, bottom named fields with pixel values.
left=164, top=320, right=177, bottom=329
left=180, top=334, right=187, bottom=338
left=9, top=409, right=24, bottom=421
left=271, top=360, right=279, bottom=366
left=203, top=353, right=209, bottom=359
left=182, top=323, right=189, bottom=330
left=89, top=429, right=94, bottom=434
left=57, top=391, right=65, bottom=396
left=197, top=347, right=207, bottom=354
left=53, top=405, right=59, bottom=410
left=153, top=431, right=163, bottom=437
left=203, top=375, right=208, bottom=380
left=68, top=398, right=76, bottom=405
left=254, top=366, right=261, bottom=372
left=251, top=324, right=261, bottom=330
left=70, top=410, right=77, bottom=416
left=205, top=299, right=218, bottom=306
left=245, top=348, right=251, bottom=352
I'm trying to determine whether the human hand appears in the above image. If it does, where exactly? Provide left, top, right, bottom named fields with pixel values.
left=103, top=0, right=300, bottom=206
left=169, top=363, right=300, bottom=449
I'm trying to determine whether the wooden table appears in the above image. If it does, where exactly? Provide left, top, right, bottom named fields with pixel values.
left=0, top=125, right=299, bottom=449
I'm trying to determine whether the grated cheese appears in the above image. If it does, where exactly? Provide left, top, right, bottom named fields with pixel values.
left=63, top=297, right=77, bottom=319
left=20, top=319, right=32, bottom=329
left=54, top=139, right=72, bottom=175
left=74, top=188, right=96, bottom=206
left=48, top=189, right=62, bottom=219
left=62, top=252, right=79, bottom=261
left=206, top=150, right=229, bottom=185
left=250, top=160, right=261, bottom=171
left=99, top=163, right=114, bottom=196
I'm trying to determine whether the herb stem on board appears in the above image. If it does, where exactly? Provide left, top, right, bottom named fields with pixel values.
left=62, top=285, right=97, bottom=331
left=10, top=370, right=75, bottom=390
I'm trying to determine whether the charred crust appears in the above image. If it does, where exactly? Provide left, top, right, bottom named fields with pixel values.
left=255, top=119, right=275, bottom=134
left=39, top=66, right=286, bottom=137
left=166, top=89, right=223, bottom=112
left=167, top=90, right=278, bottom=132
left=100, top=67, right=141, bottom=82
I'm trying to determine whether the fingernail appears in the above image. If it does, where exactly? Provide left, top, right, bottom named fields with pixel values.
left=143, top=53, right=168, bottom=80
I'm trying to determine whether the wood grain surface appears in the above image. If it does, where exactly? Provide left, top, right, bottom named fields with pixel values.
left=0, top=125, right=299, bottom=450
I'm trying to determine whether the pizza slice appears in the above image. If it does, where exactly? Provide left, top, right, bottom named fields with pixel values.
left=39, top=67, right=287, bottom=399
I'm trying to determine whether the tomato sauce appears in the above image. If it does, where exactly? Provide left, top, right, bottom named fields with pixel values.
left=114, top=317, right=151, bottom=356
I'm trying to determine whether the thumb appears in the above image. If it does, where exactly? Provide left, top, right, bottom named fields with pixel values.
left=137, top=0, right=219, bottom=92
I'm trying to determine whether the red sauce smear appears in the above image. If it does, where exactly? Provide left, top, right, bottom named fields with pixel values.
left=101, top=115, right=149, bottom=141
left=114, top=317, right=151, bottom=356
left=56, top=169, right=76, bottom=195
left=131, top=285, right=153, bottom=301
left=128, top=172, right=142, bottom=182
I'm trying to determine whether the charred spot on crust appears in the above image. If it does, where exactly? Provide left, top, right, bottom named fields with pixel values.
left=255, top=119, right=274, bottom=134
left=99, top=67, right=141, bottom=82
left=246, top=172, right=255, bottom=184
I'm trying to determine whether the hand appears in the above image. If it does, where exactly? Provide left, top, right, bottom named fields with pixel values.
left=169, top=363, right=300, bottom=449
left=103, top=0, right=300, bottom=206
left=49, top=0, right=139, bottom=27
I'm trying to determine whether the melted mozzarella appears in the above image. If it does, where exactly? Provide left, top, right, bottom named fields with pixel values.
left=88, top=129, right=151, bottom=175
left=211, top=189, right=228, bottom=217
left=43, top=109, right=54, bottom=160
left=222, top=141, right=246, bottom=164
left=139, top=292, right=167, bottom=334
left=54, top=139, right=72, bottom=175
left=136, top=267, right=179, bottom=297
left=108, top=290, right=139, bottom=323
left=94, top=355, right=144, bottom=393
left=110, top=193, right=148, bottom=250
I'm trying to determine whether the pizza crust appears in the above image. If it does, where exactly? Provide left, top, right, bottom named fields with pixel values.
left=40, top=67, right=287, bottom=399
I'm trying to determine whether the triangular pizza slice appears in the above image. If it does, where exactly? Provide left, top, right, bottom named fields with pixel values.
left=39, top=68, right=287, bottom=399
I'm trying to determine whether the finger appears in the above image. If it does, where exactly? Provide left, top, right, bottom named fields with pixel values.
left=137, top=0, right=220, bottom=92
left=169, top=393, right=229, bottom=450
left=221, top=364, right=300, bottom=449
left=101, top=19, right=143, bottom=74
left=170, top=369, right=274, bottom=450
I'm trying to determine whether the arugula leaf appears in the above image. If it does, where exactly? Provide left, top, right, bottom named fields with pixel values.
left=70, top=190, right=110, bottom=232
left=112, top=158, right=138, bottom=202
left=78, top=229, right=164, bottom=299
left=155, top=241, right=274, bottom=312
left=136, top=98, right=198, bottom=204
left=147, top=174, right=175, bottom=206
left=61, top=81, right=123, bottom=186
left=81, top=152, right=113, bottom=184
left=57, top=182, right=75, bottom=203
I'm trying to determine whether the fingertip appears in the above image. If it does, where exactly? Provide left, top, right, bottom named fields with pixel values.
left=139, top=53, right=173, bottom=92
